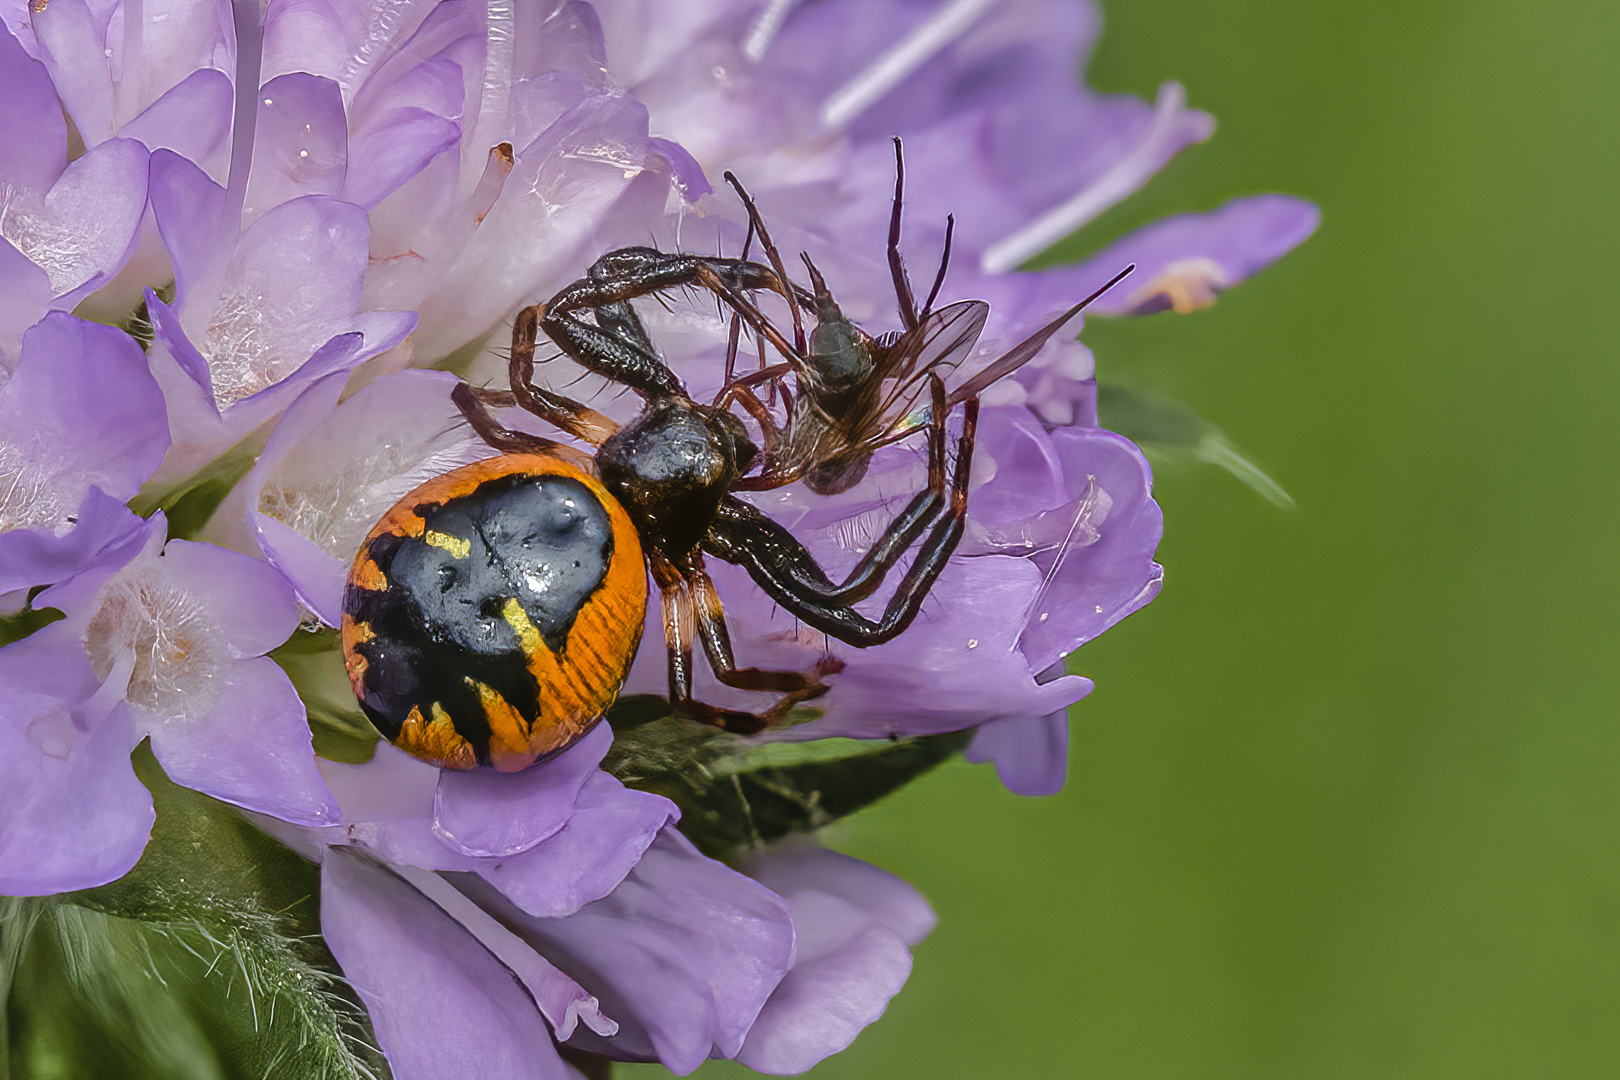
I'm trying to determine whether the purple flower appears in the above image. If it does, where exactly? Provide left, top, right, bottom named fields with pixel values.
left=250, top=0, right=701, bottom=362
left=267, top=730, right=931, bottom=1077
left=0, top=2, right=1316, bottom=1074
left=0, top=520, right=342, bottom=895
left=5, top=0, right=236, bottom=321
left=143, top=121, right=418, bottom=482
left=0, top=26, right=150, bottom=366
left=0, top=313, right=338, bottom=894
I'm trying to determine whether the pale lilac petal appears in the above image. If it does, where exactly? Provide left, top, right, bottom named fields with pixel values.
left=0, top=24, right=66, bottom=191
left=186, top=196, right=393, bottom=403
left=0, top=490, right=152, bottom=596
left=0, top=617, right=100, bottom=728
left=332, top=3, right=481, bottom=145
left=256, top=514, right=348, bottom=627
left=647, top=136, right=711, bottom=201
left=343, top=310, right=421, bottom=359
left=433, top=723, right=614, bottom=857
left=217, top=192, right=368, bottom=341
left=241, top=73, right=349, bottom=225
left=28, top=0, right=114, bottom=143
left=147, top=657, right=341, bottom=826
left=317, top=747, right=478, bottom=872
left=155, top=539, right=301, bottom=658
left=238, top=369, right=353, bottom=625
left=120, top=68, right=236, bottom=177
left=725, top=553, right=1092, bottom=741
left=0, top=626, right=151, bottom=893
left=35, top=137, right=150, bottom=305
left=1013, top=427, right=1165, bottom=672
left=146, top=290, right=218, bottom=404
left=503, top=829, right=796, bottom=1073
left=322, top=848, right=579, bottom=1080
left=395, top=861, right=620, bottom=1041
left=0, top=239, right=53, bottom=359
left=0, top=312, right=169, bottom=529
left=345, top=108, right=461, bottom=208
left=320, top=743, right=442, bottom=825
left=258, top=0, right=358, bottom=86
left=964, top=705, right=1073, bottom=797
left=411, top=92, right=654, bottom=358
left=478, top=771, right=678, bottom=918
left=732, top=845, right=936, bottom=1073
left=744, top=843, right=937, bottom=947
left=735, top=911, right=910, bottom=1074
left=147, top=149, right=231, bottom=304
left=1079, top=195, right=1322, bottom=316
left=28, top=512, right=167, bottom=622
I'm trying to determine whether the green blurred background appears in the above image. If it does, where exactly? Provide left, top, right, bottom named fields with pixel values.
left=669, top=0, right=1620, bottom=1075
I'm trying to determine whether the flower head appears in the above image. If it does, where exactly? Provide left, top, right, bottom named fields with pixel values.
left=0, top=0, right=1315, bottom=1074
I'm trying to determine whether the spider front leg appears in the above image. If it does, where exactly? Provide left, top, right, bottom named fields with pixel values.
left=705, top=396, right=980, bottom=646
left=507, top=304, right=620, bottom=445
left=450, top=383, right=596, bottom=471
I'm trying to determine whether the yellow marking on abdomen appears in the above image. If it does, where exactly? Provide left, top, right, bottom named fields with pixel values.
left=424, top=530, right=471, bottom=559
left=465, top=677, right=538, bottom=772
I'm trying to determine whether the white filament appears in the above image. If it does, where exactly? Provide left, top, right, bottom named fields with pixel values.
left=981, top=82, right=1194, bottom=274
left=83, top=563, right=228, bottom=720
left=819, top=0, right=999, bottom=131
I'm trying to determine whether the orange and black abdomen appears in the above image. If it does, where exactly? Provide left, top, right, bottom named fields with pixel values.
left=340, top=454, right=646, bottom=771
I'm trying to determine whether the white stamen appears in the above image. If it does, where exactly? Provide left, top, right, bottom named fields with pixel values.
left=981, top=83, right=1198, bottom=274
left=743, top=0, right=800, bottom=62
left=83, top=563, right=228, bottom=720
left=819, top=0, right=999, bottom=131
left=202, top=284, right=293, bottom=407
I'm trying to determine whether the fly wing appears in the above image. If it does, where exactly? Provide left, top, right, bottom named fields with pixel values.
left=946, top=264, right=1134, bottom=406
left=876, top=299, right=989, bottom=419
left=909, top=298, right=989, bottom=380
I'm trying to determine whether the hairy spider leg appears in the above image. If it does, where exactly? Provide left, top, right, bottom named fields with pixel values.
left=705, top=384, right=982, bottom=644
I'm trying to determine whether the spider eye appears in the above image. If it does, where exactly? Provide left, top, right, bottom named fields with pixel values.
left=436, top=564, right=457, bottom=592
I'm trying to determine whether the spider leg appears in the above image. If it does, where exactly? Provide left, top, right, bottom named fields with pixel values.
left=687, top=556, right=831, bottom=700
left=716, top=383, right=788, bottom=472
left=721, top=172, right=807, bottom=356
left=704, top=391, right=980, bottom=646
left=508, top=305, right=620, bottom=445
left=538, top=247, right=806, bottom=401
left=650, top=553, right=825, bottom=734
left=539, top=305, right=688, bottom=401
left=450, top=383, right=595, bottom=471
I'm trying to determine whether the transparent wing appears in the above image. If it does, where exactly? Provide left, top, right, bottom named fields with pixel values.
left=873, top=299, right=989, bottom=426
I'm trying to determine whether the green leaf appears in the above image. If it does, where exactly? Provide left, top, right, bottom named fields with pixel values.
left=604, top=697, right=971, bottom=859
left=1, top=746, right=388, bottom=1080
left=1099, top=383, right=1295, bottom=508
left=0, top=603, right=64, bottom=649
left=128, top=430, right=266, bottom=541
left=271, top=628, right=381, bottom=764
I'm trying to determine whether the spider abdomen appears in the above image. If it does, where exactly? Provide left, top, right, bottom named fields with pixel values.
left=341, top=454, right=646, bottom=771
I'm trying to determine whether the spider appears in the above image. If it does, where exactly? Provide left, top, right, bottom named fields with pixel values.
left=342, top=253, right=979, bottom=767
left=341, top=154, right=1127, bottom=769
